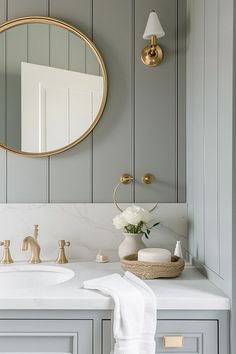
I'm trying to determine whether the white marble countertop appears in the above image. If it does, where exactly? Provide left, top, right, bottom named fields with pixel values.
left=0, top=261, right=230, bottom=310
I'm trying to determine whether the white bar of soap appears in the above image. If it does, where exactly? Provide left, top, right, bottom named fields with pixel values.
left=138, top=248, right=171, bottom=263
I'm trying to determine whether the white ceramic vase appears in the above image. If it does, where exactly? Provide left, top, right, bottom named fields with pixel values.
left=118, top=233, right=146, bottom=259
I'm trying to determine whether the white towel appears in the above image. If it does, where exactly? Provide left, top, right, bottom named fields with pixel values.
left=83, top=271, right=157, bottom=354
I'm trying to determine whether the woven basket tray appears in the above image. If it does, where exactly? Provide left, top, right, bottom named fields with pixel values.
left=121, top=254, right=185, bottom=279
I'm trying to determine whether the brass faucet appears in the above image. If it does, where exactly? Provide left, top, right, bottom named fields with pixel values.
left=0, top=240, right=13, bottom=264
left=21, top=225, right=41, bottom=263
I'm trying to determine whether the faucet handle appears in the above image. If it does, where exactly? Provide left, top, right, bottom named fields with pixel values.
left=0, top=240, right=10, bottom=247
left=33, top=224, right=39, bottom=240
left=56, top=240, right=70, bottom=264
left=0, top=240, right=13, bottom=264
left=58, top=240, right=70, bottom=248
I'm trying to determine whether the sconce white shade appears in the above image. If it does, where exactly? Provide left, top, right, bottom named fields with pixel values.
left=143, top=11, right=165, bottom=40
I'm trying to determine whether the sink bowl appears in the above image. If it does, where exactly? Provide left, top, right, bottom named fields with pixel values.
left=0, top=265, right=75, bottom=291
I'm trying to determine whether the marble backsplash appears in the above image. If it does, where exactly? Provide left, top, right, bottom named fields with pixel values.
left=0, top=203, right=187, bottom=262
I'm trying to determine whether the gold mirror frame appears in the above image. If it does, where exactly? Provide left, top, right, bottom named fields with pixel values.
left=0, top=16, right=108, bottom=157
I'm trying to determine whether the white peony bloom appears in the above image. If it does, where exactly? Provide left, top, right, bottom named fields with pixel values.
left=142, top=209, right=152, bottom=223
left=113, top=214, right=128, bottom=229
left=122, top=204, right=151, bottom=225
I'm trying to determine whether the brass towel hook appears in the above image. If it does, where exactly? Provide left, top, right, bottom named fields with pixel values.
left=113, top=173, right=158, bottom=212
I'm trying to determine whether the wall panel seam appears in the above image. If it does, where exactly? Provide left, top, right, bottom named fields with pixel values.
left=91, top=0, right=94, bottom=203
left=203, top=0, right=206, bottom=264
left=5, top=0, right=7, bottom=203
left=176, top=0, right=179, bottom=202
left=4, top=151, right=7, bottom=202
left=47, top=157, right=50, bottom=202
left=6, top=0, right=8, bottom=21
left=4, top=16, right=6, bottom=148
left=216, top=0, right=221, bottom=275
left=47, top=0, right=50, bottom=204
left=132, top=0, right=135, bottom=202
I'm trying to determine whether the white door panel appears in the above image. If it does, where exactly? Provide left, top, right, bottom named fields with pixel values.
left=21, top=62, right=103, bottom=152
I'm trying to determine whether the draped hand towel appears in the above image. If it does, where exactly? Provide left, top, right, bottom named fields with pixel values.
left=83, top=271, right=157, bottom=354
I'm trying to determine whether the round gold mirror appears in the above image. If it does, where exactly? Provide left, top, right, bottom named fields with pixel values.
left=0, top=16, right=108, bottom=156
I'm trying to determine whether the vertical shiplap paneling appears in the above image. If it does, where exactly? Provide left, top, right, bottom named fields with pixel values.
left=187, top=0, right=234, bottom=291
left=92, top=0, right=133, bottom=202
left=204, top=0, right=219, bottom=273
left=50, top=26, right=69, bottom=69
left=0, top=0, right=6, bottom=23
left=232, top=0, right=236, bottom=348
left=0, top=0, right=5, bottom=143
left=49, top=0, right=93, bottom=202
left=186, top=0, right=194, bottom=258
left=69, top=34, right=85, bottom=73
left=0, top=150, right=6, bottom=202
left=6, top=0, right=49, bottom=203
left=0, top=32, right=5, bottom=144
left=0, top=0, right=186, bottom=203
left=177, top=0, right=186, bottom=202
left=28, top=24, right=50, bottom=66
left=7, top=154, right=48, bottom=202
left=191, top=0, right=205, bottom=262
left=135, top=0, right=177, bottom=202
left=86, top=44, right=100, bottom=75
left=0, top=0, right=7, bottom=202
left=6, top=25, right=27, bottom=148
left=49, top=0, right=92, bottom=35
left=8, top=0, right=48, bottom=18
left=218, top=0, right=233, bottom=281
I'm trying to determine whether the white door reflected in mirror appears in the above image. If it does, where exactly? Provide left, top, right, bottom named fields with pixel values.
left=21, top=62, right=103, bottom=153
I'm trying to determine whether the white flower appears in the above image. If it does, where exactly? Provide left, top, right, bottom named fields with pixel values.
left=122, top=205, right=151, bottom=225
left=113, top=214, right=128, bottom=229
left=142, top=209, right=152, bottom=224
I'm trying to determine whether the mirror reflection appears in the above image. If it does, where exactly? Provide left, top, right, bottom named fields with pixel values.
left=0, top=20, right=107, bottom=155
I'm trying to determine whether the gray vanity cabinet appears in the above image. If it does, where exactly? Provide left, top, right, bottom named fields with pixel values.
left=102, top=320, right=218, bottom=354
left=0, top=310, right=229, bottom=354
left=0, top=319, right=93, bottom=354
left=156, top=320, right=217, bottom=353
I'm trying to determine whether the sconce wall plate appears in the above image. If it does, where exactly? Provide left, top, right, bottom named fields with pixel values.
left=141, top=42, right=163, bottom=67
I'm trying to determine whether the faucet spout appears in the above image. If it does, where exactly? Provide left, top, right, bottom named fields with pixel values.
left=21, top=236, right=41, bottom=264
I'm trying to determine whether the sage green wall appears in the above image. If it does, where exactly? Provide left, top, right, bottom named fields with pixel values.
left=0, top=0, right=186, bottom=203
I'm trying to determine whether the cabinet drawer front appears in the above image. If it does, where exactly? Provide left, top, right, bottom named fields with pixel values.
left=101, top=318, right=218, bottom=354
left=156, top=320, right=218, bottom=354
left=102, top=319, right=112, bottom=354
left=0, top=319, right=92, bottom=354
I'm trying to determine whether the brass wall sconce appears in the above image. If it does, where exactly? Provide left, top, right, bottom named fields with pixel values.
left=141, top=10, right=165, bottom=67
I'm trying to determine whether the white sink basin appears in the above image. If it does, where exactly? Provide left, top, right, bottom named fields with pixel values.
left=0, top=265, right=75, bottom=291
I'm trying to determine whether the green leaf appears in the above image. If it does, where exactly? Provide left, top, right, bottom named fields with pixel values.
left=149, top=222, right=160, bottom=230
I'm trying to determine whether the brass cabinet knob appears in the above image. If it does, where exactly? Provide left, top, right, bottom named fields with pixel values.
left=163, top=336, right=184, bottom=348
